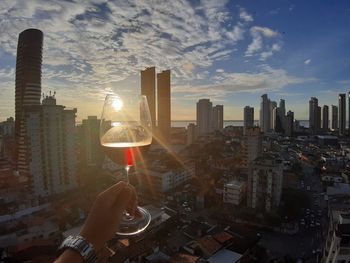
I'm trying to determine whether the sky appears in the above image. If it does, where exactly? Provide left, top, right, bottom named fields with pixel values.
left=0, top=0, right=349, bottom=121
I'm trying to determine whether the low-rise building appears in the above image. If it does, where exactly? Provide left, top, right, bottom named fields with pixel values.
left=139, top=161, right=194, bottom=199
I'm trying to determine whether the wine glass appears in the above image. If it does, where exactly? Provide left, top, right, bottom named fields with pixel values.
left=100, top=92, right=152, bottom=236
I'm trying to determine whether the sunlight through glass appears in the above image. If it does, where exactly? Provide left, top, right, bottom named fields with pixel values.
left=112, top=97, right=123, bottom=111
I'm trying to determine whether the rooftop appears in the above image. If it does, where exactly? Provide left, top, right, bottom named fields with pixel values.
left=208, top=248, right=242, bottom=263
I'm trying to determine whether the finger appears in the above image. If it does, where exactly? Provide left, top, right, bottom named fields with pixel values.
left=124, top=185, right=138, bottom=216
left=97, top=181, right=128, bottom=206
left=113, top=185, right=133, bottom=212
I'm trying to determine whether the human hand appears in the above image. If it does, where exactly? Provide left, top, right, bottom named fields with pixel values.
left=79, top=181, right=139, bottom=251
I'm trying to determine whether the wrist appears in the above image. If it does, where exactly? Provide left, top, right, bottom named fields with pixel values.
left=57, top=235, right=98, bottom=263
left=79, top=230, right=104, bottom=252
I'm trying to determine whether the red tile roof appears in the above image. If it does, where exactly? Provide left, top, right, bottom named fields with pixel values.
left=198, top=235, right=222, bottom=256
left=170, top=253, right=199, bottom=263
left=212, top=231, right=233, bottom=244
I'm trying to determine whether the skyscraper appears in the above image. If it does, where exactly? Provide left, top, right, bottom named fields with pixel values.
left=79, top=116, right=103, bottom=167
left=275, top=99, right=285, bottom=133
left=323, top=105, right=329, bottom=131
left=212, top=105, right=224, bottom=131
left=197, top=99, right=213, bottom=135
left=269, top=100, right=277, bottom=130
left=187, top=123, right=198, bottom=145
left=244, top=106, right=254, bottom=135
left=348, top=92, right=350, bottom=133
left=25, top=95, right=77, bottom=196
left=332, top=105, right=338, bottom=130
left=15, top=29, right=43, bottom=174
left=309, top=97, right=320, bottom=134
left=317, top=106, right=322, bottom=132
left=284, top=110, right=294, bottom=137
left=242, top=127, right=262, bottom=168
left=260, top=94, right=270, bottom=133
left=157, top=70, right=171, bottom=143
left=279, top=99, right=286, bottom=116
left=141, top=67, right=156, bottom=128
left=15, top=29, right=43, bottom=140
left=339, top=94, right=346, bottom=135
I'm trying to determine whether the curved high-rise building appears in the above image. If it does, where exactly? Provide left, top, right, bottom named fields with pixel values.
left=15, top=29, right=43, bottom=174
left=15, top=28, right=43, bottom=140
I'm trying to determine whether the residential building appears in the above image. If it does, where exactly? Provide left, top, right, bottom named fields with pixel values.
left=139, top=161, right=194, bottom=198
left=247, top=154, right=283, bottom=212
left=197, top=99, right=213, bottom=135
left=317, top=106, right=322, bottom=131
left=0, top=118, right=15, bottom=160
left=15, top=29, right=43, bottom=175
left=332, top=105, right=338, bottom=130
left=243, top=106, right=254, bottom=135
left=187, top=123, right=197, bottom=145
left=25, top=95, right=77, bottom=197
left=349, top=92, right=350, bottom=134
left=323, top=105, right=329, bottom=131
left=309, top=97, right=320, bottom=134
left=260, top=94, right=270, bottom=133
left=141, top=67, right=156, bottom=128
left=284, top=110, right=294, bottom=137
left=79, top=116, right=103, bottom=167
left=241, top=127, right=262, bottom=168
left=275, top=99, right=285, bottom=133
left=339, top=93, right=346, bottom=135
left=212, top=105, right=224, bottom=131
left=269, top=100, right=277, bottom=131
left=322, top=205, right=350, bottom=263
left=157, top=70, right=171, bottom=143
left=0, top=117, right=15, bottom=136
left=223, top=181, right=246, bottom=205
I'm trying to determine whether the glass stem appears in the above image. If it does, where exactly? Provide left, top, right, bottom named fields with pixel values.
left=124, top=165, right=134, bottom=220
left=125, top=165, right=130, bottom=184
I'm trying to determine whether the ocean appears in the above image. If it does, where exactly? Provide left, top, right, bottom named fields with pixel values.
left=171, top=120, right=310, bottom=128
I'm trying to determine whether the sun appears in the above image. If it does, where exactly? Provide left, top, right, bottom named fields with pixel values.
left=112, top=97, right=124, bottom=111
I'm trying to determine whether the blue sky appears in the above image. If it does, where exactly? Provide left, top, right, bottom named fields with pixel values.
left=0, top=0, right=349, bottom=121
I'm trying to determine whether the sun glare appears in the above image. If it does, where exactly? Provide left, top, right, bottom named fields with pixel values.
left=112, top=97, right=123, bottom=111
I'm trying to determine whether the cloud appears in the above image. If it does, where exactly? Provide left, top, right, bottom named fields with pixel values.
left=226, top=24, right=245, bottom=41
left=260, top=43, right=282, bottom=60
left=239, top=8, right=253, bottom=22
left=304, top=59, right=311, bottom=65
left=251, top=26, right=279, bottom=38
left=173, top=65, right=314, bottom=99
left=0, top=1, right=289, bottom=120
left=245, top=26, right=281, bottom=58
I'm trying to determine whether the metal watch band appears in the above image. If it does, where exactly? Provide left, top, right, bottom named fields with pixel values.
left=57, top=235, right=98, bottom=263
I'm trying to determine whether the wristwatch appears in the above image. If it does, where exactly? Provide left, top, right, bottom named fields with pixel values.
left=57, top=235, right=98, bottom=263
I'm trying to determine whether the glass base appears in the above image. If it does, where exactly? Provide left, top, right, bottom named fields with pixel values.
left=116, top=206, right=151, bottom=236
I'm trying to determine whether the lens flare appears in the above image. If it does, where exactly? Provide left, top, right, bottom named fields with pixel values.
left=112, top=97, right=123, bottom=111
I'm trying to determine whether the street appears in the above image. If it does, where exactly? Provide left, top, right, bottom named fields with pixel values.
left=259, top=161, right=327, bottom=262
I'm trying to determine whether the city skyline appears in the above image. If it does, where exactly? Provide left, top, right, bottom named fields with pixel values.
left=0, top=1, right=350, bottom=121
